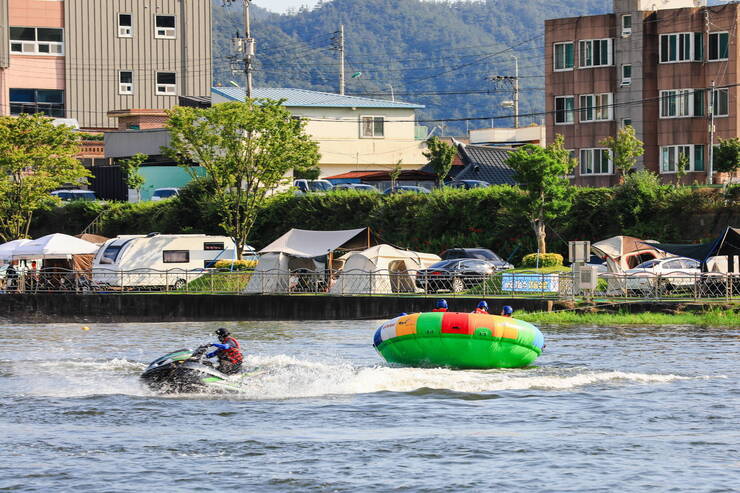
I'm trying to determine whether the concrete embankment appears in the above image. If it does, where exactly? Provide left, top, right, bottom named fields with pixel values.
left=0, top=294, right=728, bottom=323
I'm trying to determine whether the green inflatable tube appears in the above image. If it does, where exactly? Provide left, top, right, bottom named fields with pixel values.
left=373, top=312, right=545, bottom=369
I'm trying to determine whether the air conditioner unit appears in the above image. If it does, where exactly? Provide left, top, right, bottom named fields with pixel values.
left=119, top=26, right=132, bottom=37
left=576, top=265, right=599, bottom=290
left=157, top=85, right=176, bottom=95
left=156, top=27, right=175, bottom=38
left=120, top=83, right=133, bottom=94
left=622, top=29, right=632, bottom=37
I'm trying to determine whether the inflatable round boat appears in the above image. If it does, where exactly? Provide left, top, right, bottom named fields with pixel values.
left=373, top=312, right=545, bottom=369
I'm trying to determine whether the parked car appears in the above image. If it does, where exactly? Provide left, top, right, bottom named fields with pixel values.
left=440, top=247, right=513, bottom=270
left=624, top=256, right=700, bottom=293
left=415, top=258, right=495, bottom=293
left=51, top=189, right=97, bottom=201
left=383, top=185, right=430, bottom=195
left=333, top=183, right=379, bottom=192
left=294, top=179, right=334, bottom=194
left=447, top=179, right=490, bottom=189
left=151, top=187, right=180, bottom=201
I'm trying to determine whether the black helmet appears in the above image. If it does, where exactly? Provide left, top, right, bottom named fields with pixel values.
left=215, top=328, right=230, bottom=339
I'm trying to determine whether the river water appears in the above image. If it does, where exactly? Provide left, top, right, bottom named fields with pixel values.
left=1, top=320, right=738, bottom=492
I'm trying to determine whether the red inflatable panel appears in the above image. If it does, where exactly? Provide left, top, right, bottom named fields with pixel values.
left=441, top=312, right=472, bottom=335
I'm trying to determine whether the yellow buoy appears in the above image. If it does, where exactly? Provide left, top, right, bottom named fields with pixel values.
left=81, top=326, right=91, bottom=331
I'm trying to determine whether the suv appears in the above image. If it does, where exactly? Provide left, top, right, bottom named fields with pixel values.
left=294, top=179, right=334, bottom=194
left=440, top=247, right=513, bottom=270
left=51, top=190, right=97, bottom=202
left=334, top=183, right=378, bottom=192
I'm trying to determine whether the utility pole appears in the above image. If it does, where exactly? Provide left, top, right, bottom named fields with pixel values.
left=488, top=56, right=520, bottom=128
left=708, top=80, right=716, bottom=185
left=225, top=0, right=255, bottom=99
left=331, top=25, right=345, bottom=95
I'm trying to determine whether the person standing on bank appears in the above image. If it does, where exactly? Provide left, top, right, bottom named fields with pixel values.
left=206, top=328, right=243, bottom=375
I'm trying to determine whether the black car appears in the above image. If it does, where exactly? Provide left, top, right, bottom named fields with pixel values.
left=415, top=258, right=494, bottom=293
left=440, top=248, right=514, bottom=270
left=447, top=179, right=490, bottom=189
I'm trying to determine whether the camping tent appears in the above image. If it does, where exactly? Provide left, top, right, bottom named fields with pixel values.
left=329, top=244, right=441, bottom=295
left=650, top=226, right=740, bottom=273
left=12, top=233, right=100, bottom=260
left=245, top=228, right=380, bottom=293
left=591, top=236, right=667, bottom=272
left=0, top=239, right=33, bottom=264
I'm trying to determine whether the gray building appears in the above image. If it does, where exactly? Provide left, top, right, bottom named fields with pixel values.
left=0, top=0, right=212, bottom=130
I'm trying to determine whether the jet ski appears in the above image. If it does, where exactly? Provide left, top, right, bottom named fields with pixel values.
left=141, top=345, right=249, bottom=393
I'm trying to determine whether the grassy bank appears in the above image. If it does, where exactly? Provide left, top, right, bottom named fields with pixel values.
left=517, top=308, right=739, bottom=328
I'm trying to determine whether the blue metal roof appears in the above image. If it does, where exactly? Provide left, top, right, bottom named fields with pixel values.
left=212, top=86, right=424, bottom=109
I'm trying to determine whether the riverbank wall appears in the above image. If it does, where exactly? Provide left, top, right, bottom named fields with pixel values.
left=0, top=294, right=731, bottom=323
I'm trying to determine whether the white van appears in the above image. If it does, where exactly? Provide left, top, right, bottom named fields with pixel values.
left=92, top=233, right=237, bottom=289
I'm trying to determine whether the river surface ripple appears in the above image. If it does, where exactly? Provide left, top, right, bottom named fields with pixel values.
left=0, top=321, right=738, bottom=492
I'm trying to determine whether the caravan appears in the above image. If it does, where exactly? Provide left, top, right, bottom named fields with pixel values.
left=92, top=233, right=236, bottom=289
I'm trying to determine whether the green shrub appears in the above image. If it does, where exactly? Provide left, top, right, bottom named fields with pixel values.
left=520, top=253, right=563, bottom=268
left=213, top=259, right=256, bottom=271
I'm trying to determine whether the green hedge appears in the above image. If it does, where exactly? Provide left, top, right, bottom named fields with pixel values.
left=29, top=176, right=739, bottom=264
left=520, top=253, right=564, bottom=268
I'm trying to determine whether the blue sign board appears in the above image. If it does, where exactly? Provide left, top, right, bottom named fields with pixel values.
left=501, top=273, right=560, bottom=293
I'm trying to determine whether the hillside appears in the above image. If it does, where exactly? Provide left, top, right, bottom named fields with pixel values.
left=212, top=0, right=613, bottom=134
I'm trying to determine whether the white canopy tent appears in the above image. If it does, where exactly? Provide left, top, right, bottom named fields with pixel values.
left=0, top=239, right=33, bottom=264
left=245, top=228, right=379, bottom=294
left=329, top=244, right=441, bottom=295
left=12, top=234, right=100, bottom=260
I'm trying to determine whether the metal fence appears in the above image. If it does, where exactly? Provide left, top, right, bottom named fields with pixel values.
left=0, top=268, right=738, bottom=301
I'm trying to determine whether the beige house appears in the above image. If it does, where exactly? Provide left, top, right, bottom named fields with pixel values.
left=211, top=87, right=428, bottom=177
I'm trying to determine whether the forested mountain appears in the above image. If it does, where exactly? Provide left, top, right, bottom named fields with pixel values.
left=211, top=0, right=612, bottom=134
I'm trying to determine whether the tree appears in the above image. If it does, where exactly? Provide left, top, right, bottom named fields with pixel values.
left=165, top=100, right=320, bottom=258
left=390, top=159, right=403, bottom=190
left=423, top=136, right=456, bottom=185
left=713, top=137, right=740, bottom=173
left=119, top=153, right=148, bottom=202
left=676, top=152, right=689, bottom=186
left=0, top=114, right=90, bottom=242
left=505, top=134, right=576, bottom=254
left=293, top=165, right=321, bottom=180
left=600, top=125, right=644, bottom=182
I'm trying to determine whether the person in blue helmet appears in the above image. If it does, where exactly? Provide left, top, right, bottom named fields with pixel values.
left=500, top=305, right=514, bottom=318
left=432, top=299, right=448, bottom=312
left=473, top=300, right=488, bottom=314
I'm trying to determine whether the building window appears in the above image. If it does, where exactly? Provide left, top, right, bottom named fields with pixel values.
left=712, top=88, right=729, bottom=117
left=660, top=144, right=705, bottom=173
left=163, top=250, right=189, bottom=263
left=554, top=96, right=575, bottom=124
left=360, top=116, right=384, bottom=138
left=155, top=15, right=176, bottom=39
left=579, top=93, right=612, bottom=122
left=622, top=15, right=632, bottom=36
left=553, top=42, right=574, bottom=71
left=659, top=89, right=704, bottom=118
left=659, top=32, right=702, bottom=63
left=579, top=39, right=612, bottom=68
left=10, top=27, right=64, bottom=55
left=579, top=148, right=611, bottom=175
left=119, top=71, right=133, bottom=95
left=118, top=13, right=133, bottom=37
left=621, top=64, right=632, bottom=85
left=9, top=88, right=65, bottom=117
left=156, top=72, right=176, bottom=95
left=708, top=32, right=729, bottom=61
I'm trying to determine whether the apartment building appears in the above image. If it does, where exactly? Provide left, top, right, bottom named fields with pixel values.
left=0, top=0, right=211, bottom=130
left=545, top=0, right=738, bottom=186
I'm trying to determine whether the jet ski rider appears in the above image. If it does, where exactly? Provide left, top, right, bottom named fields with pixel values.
left=206, top=328, right=243, bottom=375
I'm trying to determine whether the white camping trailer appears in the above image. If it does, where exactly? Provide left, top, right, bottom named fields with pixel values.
left=92, top=233, right=236, bottom=289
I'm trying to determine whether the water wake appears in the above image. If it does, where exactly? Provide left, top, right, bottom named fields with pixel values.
left=9, top=354, right=695, bottom=400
